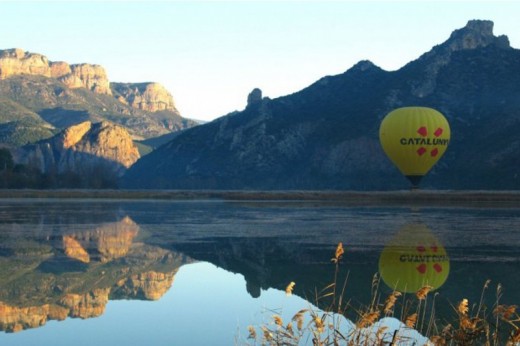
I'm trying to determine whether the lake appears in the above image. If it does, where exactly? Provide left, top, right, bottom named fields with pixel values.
left=0, top=197, right=519, bottom=345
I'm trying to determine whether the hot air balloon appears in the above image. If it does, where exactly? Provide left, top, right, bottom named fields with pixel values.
left=379, top=107, right=450, bottom=188
left=379, top=223, right=450, bottom=293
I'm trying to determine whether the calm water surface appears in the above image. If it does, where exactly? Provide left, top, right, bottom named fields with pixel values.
left=0, top=199, right=519, bottom=345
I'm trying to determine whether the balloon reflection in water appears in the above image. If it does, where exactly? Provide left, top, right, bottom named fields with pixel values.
left=379, top=223, right=450, bottom=293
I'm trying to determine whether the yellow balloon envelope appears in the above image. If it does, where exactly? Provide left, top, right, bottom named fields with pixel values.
left=379, top=107, right=451, bottom=187
left=379, top=223, right=450, bottom=293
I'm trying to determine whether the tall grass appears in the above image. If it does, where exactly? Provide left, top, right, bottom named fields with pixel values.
left=243, top=243, right=520, bottom=346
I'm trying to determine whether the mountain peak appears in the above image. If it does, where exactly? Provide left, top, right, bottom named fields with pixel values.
left=349, top=60, right=379, bottom=72
left=445, top=20, right=510, bottom=51
left=247, top=88, right=262, bottom=107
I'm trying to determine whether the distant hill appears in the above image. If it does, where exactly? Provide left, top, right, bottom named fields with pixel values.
left=122, top=20, right=520, bottom=190
left=0, top=48, right=198, bottom=146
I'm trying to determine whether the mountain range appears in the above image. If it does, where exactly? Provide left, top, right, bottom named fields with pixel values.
left=0, top=48, right=199, bottom=187
left=0, top=48, right=197, bottom=147
left=1, top=20, right=519, bottom=190
left=122, top=19, right=520, bottom=190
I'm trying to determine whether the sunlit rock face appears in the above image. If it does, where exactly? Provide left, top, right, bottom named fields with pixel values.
left=15, top=121, right=140, bottom=178
left=0, top=49, right=111, bottom=95
left=0, top=48, right=194, bottom=143
left=60, top=121, right=141, bottom=170
left=112, top=82, right=177, bottom=113
left=49, top=61, right=72, bottom=78
left=0, top=48, right=52, bottom=79
left=58, top=64, right=112, bottom=95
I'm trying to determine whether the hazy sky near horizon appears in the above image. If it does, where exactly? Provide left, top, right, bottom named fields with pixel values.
left=2, top=1, right=520, bottom=121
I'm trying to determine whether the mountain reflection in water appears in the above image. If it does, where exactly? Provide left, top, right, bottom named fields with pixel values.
left=0, top=199, right=519, bottom=345
left=0, top=203, right=190, bottom=333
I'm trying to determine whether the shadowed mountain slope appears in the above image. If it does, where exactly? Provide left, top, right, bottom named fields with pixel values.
left=123, top=20, right=520, bottom=190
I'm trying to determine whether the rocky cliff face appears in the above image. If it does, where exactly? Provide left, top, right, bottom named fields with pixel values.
left=0, top=48, right=196, bottom=144
left=0, top=48, right=188, bottom=112
left=15, top=121, right=140, bottom=179
left=58, top=64, right=112, bottom=95
left=122, top=20, right=520, bottom=190
left=0, top=48, right=111, bottom=95
left=247, top=88, right=263, bottom=106
left=406, top=19, right=511, bottom=98
left=112, top=82, right=177, bottom=113
left=0, top=48, right=51, bottom=78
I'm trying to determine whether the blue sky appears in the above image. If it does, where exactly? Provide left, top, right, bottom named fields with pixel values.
left=2, top=1, right=520, bottom=121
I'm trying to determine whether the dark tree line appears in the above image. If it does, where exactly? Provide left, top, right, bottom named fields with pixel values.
left=0, top=148, right=118, bottom=189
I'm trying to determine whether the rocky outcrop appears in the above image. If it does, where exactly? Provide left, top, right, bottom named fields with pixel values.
left=410, top=20, right=511, bottom=98
left=443, top=19, right=510, bottom=51
left=49, top=61, right=71, bottom=78
left=0, top=48, right=194, bottom=143
left=0, top=48, right=51, bottom=78
left=15, top=121, right=140, bottom=178
left=111, top=82, right=177, bottom=113
left=58, top=64, right=112, bottom=95
left=0, top=48, right=111, bottom=95
left=247, top=88, right=262, bottom=106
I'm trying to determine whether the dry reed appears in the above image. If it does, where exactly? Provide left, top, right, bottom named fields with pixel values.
left=242, top=243, right=520, bottom=346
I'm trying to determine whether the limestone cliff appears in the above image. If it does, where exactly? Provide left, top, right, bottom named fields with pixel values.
left=58, top=64, right=112, bottom=95
left=111, top=82, right=177, bottom=113
left=0, top=48, right=51, bottom=78
left=15, top=121, right=140, bottom=178
left=0, top=48, right=185, bottom=113
left=0, top=48, right=194, bottom=143
left=0, top=48, right=111, bottom=95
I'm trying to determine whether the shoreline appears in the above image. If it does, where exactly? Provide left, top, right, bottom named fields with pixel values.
left=0, top=189, right=519, bottom=206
